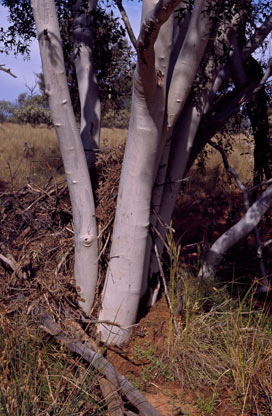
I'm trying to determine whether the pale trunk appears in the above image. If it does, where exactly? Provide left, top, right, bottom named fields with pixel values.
left=199, top=185, right=272, bottom=279
left=73, top=0, right=101, bottom=169
left=31, top=0, right=98, bottom=313
left=145, top=0, right=218, bottom=290
left=98, top=0, right=181, bottom=345
left=147, top=7, right=253, bottom=283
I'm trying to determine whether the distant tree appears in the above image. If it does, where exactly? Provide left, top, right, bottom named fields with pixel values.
left=13, top=94, right=53, bottom=126
left=0, top=99, right=14, bottom=122
left=0, top=0, right=134, bottom=163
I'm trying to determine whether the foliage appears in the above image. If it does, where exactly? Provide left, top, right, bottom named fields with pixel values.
left=0, top=99, right=14, bottom=122
left=101, top=108, right=130, bottom=129
left=0, top=0, right=134, bottom=119
left=13, top=95, right=52, bottom=126
left=60, top=5, right=135, bottom=118
left=0, top=0, right=35, bottom=55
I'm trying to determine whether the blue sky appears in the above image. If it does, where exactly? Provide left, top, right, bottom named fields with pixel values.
left=0, top=1, right=141, bottom=102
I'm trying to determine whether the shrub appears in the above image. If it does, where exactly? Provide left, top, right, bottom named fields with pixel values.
left=0, top=100, right=14, bottom=122
left=13, top=103, right=53, bottom=126
left=102, top=108, right=130, bottom=129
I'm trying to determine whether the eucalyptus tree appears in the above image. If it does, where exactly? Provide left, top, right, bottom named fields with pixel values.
left=2, top=0, right=272, bottom=345
left=0, top=0, right=132, bottom=161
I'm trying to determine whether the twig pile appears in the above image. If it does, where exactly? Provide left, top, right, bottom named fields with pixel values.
left=0, top=145, right=125, bottom=324
left=95, top=145, right=125, bottom=296
left=0, top=145, right=164, bottom=415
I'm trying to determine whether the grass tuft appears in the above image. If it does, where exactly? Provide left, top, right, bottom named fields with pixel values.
left=0, top=310, right=105, bottom=415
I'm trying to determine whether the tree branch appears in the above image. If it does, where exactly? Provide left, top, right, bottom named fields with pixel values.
left=207, top=140, right=268, bottom=283
left=199, top=182, right=272, bottom=283
left=229, top=37, right=248, bottom=87
left=39, top=311, right=163, bottom=416
left=206, top=57, right=272, bottom=133
left=137, top=0, right=182, bottom=68
left=0, top=64, right=17, bottom=78
left=204, top=13, right=272, bottom=114
left=115, top=0, right=137, bottom=50
left=242, top=13, right=272, bottom=60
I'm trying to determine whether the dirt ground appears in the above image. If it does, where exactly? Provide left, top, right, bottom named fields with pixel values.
left=1, top=154, right=272, bottom=415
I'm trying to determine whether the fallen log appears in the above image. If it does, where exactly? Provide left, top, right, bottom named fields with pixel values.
left=39, top=311, right=162, bottom=416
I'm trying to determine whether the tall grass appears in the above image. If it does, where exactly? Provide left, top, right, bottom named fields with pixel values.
left=191, top=132, right=254, bottom=194
left=0, top=123, right=127, bottom=190
left=165, top=229, right=272, bottom=415
left=0, top=310, right=106, bottom=415
left=0, top=123, right=63, bottom=189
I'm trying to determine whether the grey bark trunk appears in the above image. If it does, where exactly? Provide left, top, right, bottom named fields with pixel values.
left=31, top=0, right=98, bottom=313
left=73, top=0, right=101, bottom=169
left=199, top=185, right=272, bottom=279
left=98, top=0, right=181, bottom=346
left=145, top=0, right=223, bottom=288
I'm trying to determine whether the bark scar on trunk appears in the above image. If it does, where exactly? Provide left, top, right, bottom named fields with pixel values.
left=156, top=69, right=164, bottom=88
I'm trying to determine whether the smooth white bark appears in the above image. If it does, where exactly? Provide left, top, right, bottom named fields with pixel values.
left=146, top=0, right=219, bottom=285
left=98, top=0, right=181, bottom=345
left=147, top=5, right=261, bottom=281
left=199, top=185, right=272, bottom=279
left=166, top=0, right=217, bottom=129
left=31, top=0, right=98, bottom=313
left=73, top=0, right=101, bottom=168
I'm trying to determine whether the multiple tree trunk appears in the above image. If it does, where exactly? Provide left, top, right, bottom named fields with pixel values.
left=31, top=0, right=98, bottom=313
left=31, top=0, right=272, bottom=345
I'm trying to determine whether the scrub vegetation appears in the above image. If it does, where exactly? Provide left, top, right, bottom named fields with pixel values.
left=1, top=124, right=272, bottom=415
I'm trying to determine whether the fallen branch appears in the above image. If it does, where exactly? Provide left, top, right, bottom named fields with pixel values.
left=203, top=140, right=268, bottom=288
left=99, top=378, right=125, bottom=416
left=0, top=252, right=24, bottom=280
left=39, top=311, right=163, bottom=416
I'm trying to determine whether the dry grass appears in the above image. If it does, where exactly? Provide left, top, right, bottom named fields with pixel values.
left=0, top=123, right=127, bottom=190
left=0, top=123, right=63, bottom=190
left=0, top=310, right=105, bottom=415
left=171, top=279, right=272, bottom=414
left=190, top=133, right=254, bottom=194
left=2, top=123, right=270, bottom=415
left=100, top=127, right=127, bottom=148
left=0, top=122, right=252, bottom=193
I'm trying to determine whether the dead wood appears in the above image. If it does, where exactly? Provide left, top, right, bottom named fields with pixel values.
left=99, top=378, right=125, bottom=416
left=39, top=310, right=162, bottom=416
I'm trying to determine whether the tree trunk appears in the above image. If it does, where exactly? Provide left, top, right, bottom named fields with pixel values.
left=185, top=14, right=272, bottom=175
left=31, top=0, right=98, bottom=313
left=146, top=0, right=226, bottom=287
left=245, top=58, right=272, bottom=193
left=98, top=0, right=181, bottom=346
left=199, top=185, right=272, bottom=279
left=73, top=0, right=101, bottom=170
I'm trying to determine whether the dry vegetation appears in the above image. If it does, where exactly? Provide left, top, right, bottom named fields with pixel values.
left=0, top=123, right=127, bottom=190
left=1, top=123, right=272, bottom=415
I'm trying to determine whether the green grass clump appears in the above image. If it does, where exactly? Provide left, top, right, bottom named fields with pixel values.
left=0, top=311, right=105, bottom=415
left=169, top=273, right=272, bottom=413
left=163, top=228, right=272, bottom=415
